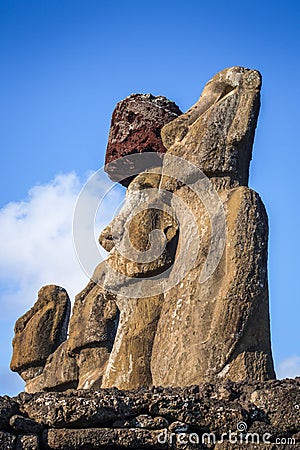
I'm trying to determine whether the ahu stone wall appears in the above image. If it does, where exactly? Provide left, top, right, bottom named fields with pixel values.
left=0, top=378, right=299, bottom=449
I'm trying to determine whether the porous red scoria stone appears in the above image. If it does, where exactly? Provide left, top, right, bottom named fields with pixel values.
left=105, top=93, right=182, bottom=186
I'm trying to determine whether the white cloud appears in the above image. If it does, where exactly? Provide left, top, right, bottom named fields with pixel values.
left=0, top=170, right=124, bottom=395
left=1, top=173, right=84, bottom=305
left=277, top=355, right=300, bottom=379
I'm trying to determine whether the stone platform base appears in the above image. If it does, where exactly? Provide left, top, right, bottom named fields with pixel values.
left=0, top=378, right=299, bottom=449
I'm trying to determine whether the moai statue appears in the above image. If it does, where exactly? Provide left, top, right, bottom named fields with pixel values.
left=11, top=67, right=275, bottom=392
left=99, top=67, right=275, bottom=388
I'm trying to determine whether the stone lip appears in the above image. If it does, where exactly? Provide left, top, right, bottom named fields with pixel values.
left=0, top=378, right=299, bottom=448
left=104, top=93, right=182, bottom=186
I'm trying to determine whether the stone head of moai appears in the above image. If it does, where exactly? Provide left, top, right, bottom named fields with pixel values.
left=11, top=67, right=275, bottom=393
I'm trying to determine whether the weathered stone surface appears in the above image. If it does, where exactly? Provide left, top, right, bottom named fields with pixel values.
left=0, top=397, right=19, bottom=430
left=99, top=291, right=164, bottom=390
left=68, top=280, right=118, bottom=354
left=97, top=178, right=274, bottom=388
left=168, top=421, right=189, bottom=432
left=20, top=368, right=43, bottom=383
left=149, top=392, right=247, bottom=433
left=96, top=170, right=178, bottom=390
left=0, top=379, right=298, bottom=449
left=41, top=342, right=78, bottom=391
left=18, top=380, right=298, bottom=431
left=105, top=94, right=182, bottom=186
left=0, top=379, right=293, bottom=448
left=43, top=428, right=169, bottom=449
left=161, top=66, right=261, bottom=186
left=76, top=347, right=110, bottom=390
left=20, top=390, right=147, bottom=428
left=0, top=431, right=16, bottom=449
left=100, top=171, right=178, bottom=279
left=151, top=186, right=275, bottom=385
left=9, top=414, right=43, bottom=434
left=132, top=414, right=169, bottom=430
left=66, top=278, right=119, bottom=390
left=16, top=434, right=39, bottom=450
left=10, top=285, right=70, bottom=380
left=250, top=382, right=300, bottom=433
left=24, top=373, right=45, bottom=395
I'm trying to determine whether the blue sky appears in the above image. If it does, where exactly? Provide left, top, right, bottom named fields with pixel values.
left=0, top=0, right=299, bottom=396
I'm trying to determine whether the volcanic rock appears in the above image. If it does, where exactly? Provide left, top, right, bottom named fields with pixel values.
left=0, top=397, right=19, bottom=431
left=10, top=285, right=70, bottom=381
left=9, top=415, right=43, bottom=434
left=104, top=94, right=182, bottom=185
left=0, top=379, right=298, bottom=449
